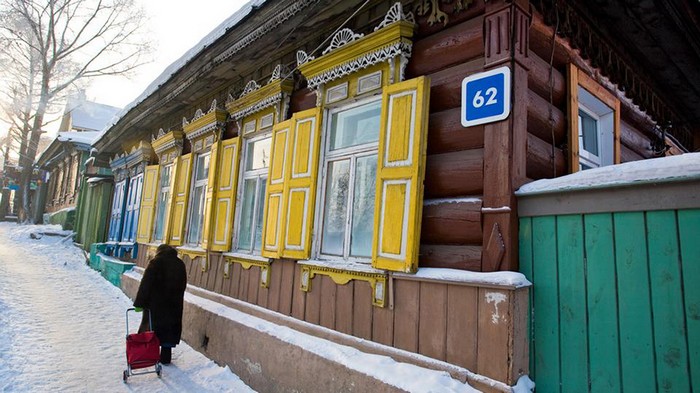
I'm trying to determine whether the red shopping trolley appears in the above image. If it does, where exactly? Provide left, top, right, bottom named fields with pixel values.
left=123, top=307, right=162, bottom=382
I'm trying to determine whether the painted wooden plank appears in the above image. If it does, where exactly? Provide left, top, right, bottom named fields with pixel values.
left=678, top=209, right=700, bottom=390
left=353, top=281, right=373, bottom=340
left=291, top=264, right=306, bottom=320
left=279, top=261, right=295, bottom=316
left=247, top=266, right=259, bottom=305
left=393, top=279, right=420, bottom=353
left=614, top=212, right=656, bottom=391
left=335, top=281, right=354, bottom=335
left=372, top=300, right=394, bottom=346
left=267, top=262, right=283, bottom=313
left=446, top=285, right=478, bottom=370
left=531, top=215, right=560, bottom=392
left=319, top=276, right=337, bottom=330
left=518, top=217, right=535, bottom=376
left=257, top=269, right=269, bottom=309
left=419, top=282, right=447, bottom=361
left=304, top=276, right=321, bottom=325
left=556, top=215, right=588, bottom=392
left=647, top=210, right=690, bottom=392
left=583, top=213, right=621, bottom=393
left=476, top=287, right=510, bottom=382
left=229, top=262, right=242, bottom=300
left=212, top=256, right=225, bottom=294
left=237, top=263, right=249, bottom=300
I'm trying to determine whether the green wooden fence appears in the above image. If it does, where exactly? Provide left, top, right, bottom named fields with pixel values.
left=519, top=208, right=699, bottom=392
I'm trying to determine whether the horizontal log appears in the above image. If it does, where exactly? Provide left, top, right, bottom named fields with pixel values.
left=526, top=132, right=567, bottom=180
left=527, top=52, right=566, bottom=108
left=290, top=87, right=315, bottom=114
left=421, top=199, right=483, bottom=245
left=414, top=1, right=485, bottom=39
left=620, top=144, right=644, bottom=163
left=429, top=58, right=483, bottom=112
left=527, top=89, right=566, bottom=146
left=530, top=11, right=575, bottom=71
left=419, top=244, right=482, bottom=271
left=409, top=16, right=483, bottom=77
left=621, top=120, right=653, bottom=159
left=428, top=107, right=484, bottom=154
left=425, top=149, right=484, bottom=198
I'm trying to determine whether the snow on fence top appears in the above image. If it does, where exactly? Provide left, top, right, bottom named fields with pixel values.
left=516, top=153, right=700, bottom=196
left=94, top=0, right=267, bottom=145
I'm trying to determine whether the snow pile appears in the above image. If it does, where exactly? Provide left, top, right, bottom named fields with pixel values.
left=517, top=153, right=700, bottom=195
left=56, top=131, right=100, bottom=145
left=396, top=268, right=531, bottom=288
left=0, top=222, right=255, bottom=392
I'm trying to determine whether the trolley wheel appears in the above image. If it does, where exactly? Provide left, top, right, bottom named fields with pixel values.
left=156, top=363, right=162, bottom=378
left=123, top=370, right=129, bottom=383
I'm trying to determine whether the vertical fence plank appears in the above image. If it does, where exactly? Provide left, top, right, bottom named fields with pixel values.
left=531, top=215, right=560, bottom=393
left=584, top=213, right=621, bottom=393
left=518, top=217, right=535, bottom=376
left=614, top=212, right=656, bottom=392
left=679, top=209, right=700, bottom=390
left=557, top=215, right=589, bottom=392
left=647, top=211, right=690, bottom=392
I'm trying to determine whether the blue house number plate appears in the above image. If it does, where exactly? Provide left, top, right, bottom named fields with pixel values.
left=461, top=66, right=511, bottom=127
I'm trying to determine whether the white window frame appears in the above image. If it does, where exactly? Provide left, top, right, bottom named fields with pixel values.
left=313, top=97, right=381, bottom=264
left=122, top=172, right=143, bottom=243
left=152, top=163, right=173, bottom=242
left=233, top=131, right=272, bottom=255
left=108, top=179, right=127, bottom=241
left=185, top=151, right=211, bottom=246
left=578, top=86, right=614, bottom=170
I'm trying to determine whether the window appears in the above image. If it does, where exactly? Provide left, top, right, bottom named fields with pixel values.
left=108, top=180, right=127, bottom=241
left=317, top=100, right=380, bottom=262
left=577, top=87, right=615, bottom=170
left=122, top=173, right=143, bottom=242
left=185, top=152, right=210, bottom=245
left=235, top=135, right=271, bottom=254
left=567, top=63, right=620, bottom=173
left=152, top=164, right=172, bottom=242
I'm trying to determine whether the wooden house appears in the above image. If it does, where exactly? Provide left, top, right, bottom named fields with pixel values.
left=89, top=0, right=700, bottom=390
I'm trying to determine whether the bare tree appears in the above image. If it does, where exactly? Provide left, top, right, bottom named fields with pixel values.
left=0, top=0, right=151, bottom=222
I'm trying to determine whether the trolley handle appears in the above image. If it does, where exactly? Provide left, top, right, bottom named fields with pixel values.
left=125, top=307, right=153, bottom=337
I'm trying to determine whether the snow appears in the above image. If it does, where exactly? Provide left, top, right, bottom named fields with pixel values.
left=395, top=268, right=532, bottom=289
left=93, top=0, right=267, bottom=146
left=517, top=153, right=700, bottom=196
left=0, top=223, right=255, bottom=392
left=56, top=131, right=100, bottom=145
left=0, top=223, right=535, bottom=392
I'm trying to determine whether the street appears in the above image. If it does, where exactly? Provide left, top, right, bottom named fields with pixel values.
left=0, top=222, right=255, bottom=392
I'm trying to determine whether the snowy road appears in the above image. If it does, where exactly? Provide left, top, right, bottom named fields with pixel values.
left=0, top=223, right=256, bottom=392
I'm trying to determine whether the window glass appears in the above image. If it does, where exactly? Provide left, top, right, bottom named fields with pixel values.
left=579, top=110, right=599, bottom=156
left=186, top=152, right=210, bottom=245
left=254, top=180, right=266, bottom=251
left=329, top=101, right=381, bottom=150
left=237, top=178, right=257, bottom=251
left=246, top=137, right=271, bottom=171
left=321, top=159, right=350, bottom=256
left=349, top=154, right=376, bottom=257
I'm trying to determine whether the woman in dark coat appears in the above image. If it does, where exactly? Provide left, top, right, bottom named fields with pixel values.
left=134, top=244, right=187, bottom=364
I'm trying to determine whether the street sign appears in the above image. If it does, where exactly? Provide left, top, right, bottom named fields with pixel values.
left=461, top=66, right=511, bottom=127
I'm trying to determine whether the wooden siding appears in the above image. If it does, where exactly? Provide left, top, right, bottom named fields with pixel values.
left=145, top=255, right=528, bottom=385
left=520, top=208, right=700, bottom=393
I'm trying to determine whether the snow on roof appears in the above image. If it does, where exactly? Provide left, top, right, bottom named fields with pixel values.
left=69, top=101, right=120, bottom=132
left=94, top=0, right=267, bottom=145
left=517, top=153, right=700, bottom=196
left=56, top=131, right=100, bottom=145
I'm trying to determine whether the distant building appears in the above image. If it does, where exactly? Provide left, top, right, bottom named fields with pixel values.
left=33, top=93, right=119, bottom=226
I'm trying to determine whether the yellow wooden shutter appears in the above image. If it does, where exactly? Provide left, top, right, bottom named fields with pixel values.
left=261, top=120, right=291, bottom=258
left=136, top=164, right=159, bottom=244
left=281, top=108, right=322, bottom=260
left=200, top=141, right=220, bottom=249
left=210, top=137, right=241, bottom=252
left=168, top=153, right=193, bottom=246
left=372, top=76, right=430, bottom=273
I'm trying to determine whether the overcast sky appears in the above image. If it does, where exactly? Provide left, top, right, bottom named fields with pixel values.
left=88, top=0, right=250, bottom=109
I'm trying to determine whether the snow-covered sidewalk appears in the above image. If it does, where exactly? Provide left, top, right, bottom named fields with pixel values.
left=0, top=222, right=255, bottom=392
